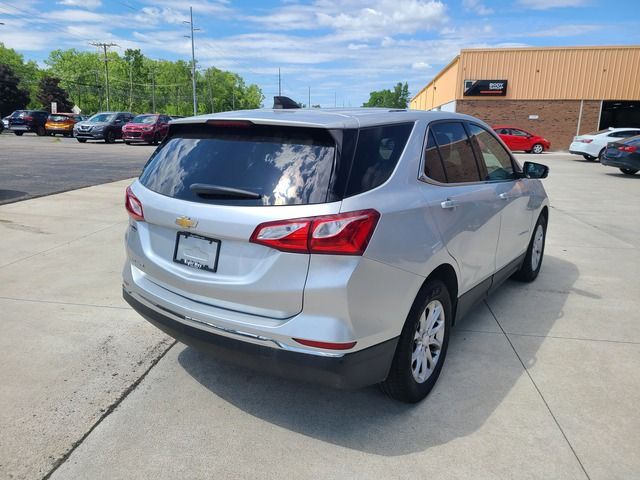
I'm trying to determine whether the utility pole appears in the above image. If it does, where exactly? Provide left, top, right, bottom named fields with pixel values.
left=183, top=6, right=200, bottom=116
left=278, top=68, right=281, bottom=96
left=151, top=67, right=156, bottom=113
left=128, top=59, right=133, bottom=111
left=90, top=42, right=117, bottom=111
left=308, top=87, right=310, bottom=108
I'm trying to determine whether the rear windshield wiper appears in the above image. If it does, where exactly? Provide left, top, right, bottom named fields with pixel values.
left=189, top=183, right=262, bottom=200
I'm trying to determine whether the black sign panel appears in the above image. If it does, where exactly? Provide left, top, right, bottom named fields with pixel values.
left=464, top=80, right=508, bottom=97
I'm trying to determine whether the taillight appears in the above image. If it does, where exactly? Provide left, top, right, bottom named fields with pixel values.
left=618, top=145, right=637, bottom=152
left=250, top=209, right=380, bottom=255
left=23, top=115, right=33, bottom=121
left=580, top=139, right=593, bottom=143
left=125, top=186, right=144, bottom=221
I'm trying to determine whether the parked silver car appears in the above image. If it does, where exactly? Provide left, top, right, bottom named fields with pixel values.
left=123, top=102, right=549, bottom=403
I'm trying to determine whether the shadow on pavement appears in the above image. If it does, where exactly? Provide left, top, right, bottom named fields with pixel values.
left=178, top=254, right=579, bottom=456
left=0, top=189, right=29, bottom=202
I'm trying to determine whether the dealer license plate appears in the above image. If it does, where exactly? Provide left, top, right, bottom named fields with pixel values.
left=173, top=232, right=220, bottom=272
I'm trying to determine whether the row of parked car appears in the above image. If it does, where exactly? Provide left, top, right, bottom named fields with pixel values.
left=1, top=110, right=183, bottom=145
left=569, top=127, right=640, bottom=176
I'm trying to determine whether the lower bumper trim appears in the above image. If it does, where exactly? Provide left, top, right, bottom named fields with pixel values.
left=123, top=289, right=398, bottom=389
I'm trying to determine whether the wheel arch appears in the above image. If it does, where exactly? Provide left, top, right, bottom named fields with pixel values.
left=417, top=263, right=459, bottom=325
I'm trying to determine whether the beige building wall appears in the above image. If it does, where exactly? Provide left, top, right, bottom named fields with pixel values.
left=411, top=45, right=640, bottom=108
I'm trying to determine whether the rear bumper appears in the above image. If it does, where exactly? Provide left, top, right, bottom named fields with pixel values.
left=601, top=156, right=640, bottom=170
left=123, top=288, right=398, bottom=389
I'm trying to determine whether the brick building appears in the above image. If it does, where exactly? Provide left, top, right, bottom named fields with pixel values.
left=409, top=46, right=640, bottom=151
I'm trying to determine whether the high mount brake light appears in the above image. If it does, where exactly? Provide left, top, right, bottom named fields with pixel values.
left=250, top=209, right=380, bottom=256
left=206, top=120, right=254, bottom=128
left=125, top=186, right=145, bottom=221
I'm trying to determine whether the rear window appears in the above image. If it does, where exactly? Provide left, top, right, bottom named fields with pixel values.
left=139, top=125, right=336, bottom=206
left=49, top=114, right=69, bottom=122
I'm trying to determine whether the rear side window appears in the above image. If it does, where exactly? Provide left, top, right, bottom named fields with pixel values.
left=429, top=122, right=480, bottom=183
left=345, top=123, right=413, bottom=197
left=140, top=125, right=336, bottom=206
left=423, top=130, right=447, bottom=183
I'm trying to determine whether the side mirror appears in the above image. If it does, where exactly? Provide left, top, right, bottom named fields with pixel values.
left=522, top=161, right=549, bottom=179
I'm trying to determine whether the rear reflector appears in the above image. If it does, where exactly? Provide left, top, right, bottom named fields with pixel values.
left=125, top=186, right=145, bottom=221
left=293, top=338, right=357, bottom=350
left=618, top=145, right=637, bottom=152
left=250, top=209, right=380, bottom=255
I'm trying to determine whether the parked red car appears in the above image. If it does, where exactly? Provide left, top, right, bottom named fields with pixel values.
left=493, top=126, right=550, bottom=154
left=122, top=114, right=171, bottom=145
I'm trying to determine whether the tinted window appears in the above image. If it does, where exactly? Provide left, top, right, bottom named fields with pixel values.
left=467, top=124, right=514, bottom=181
left=430, top=122, right=480, bottom=183
left=423, top=130, right=447, bottom=183
left=140, top=125, right=336, bottom=206
left=345, top=123, right=413, bottom=197
left=510, top=129, right=528, bottom=137
left=610, top=130, right=640, bottom=138
left=495, top=128, right=510, bottom=135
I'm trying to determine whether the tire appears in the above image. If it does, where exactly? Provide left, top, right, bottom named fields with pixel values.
left=380, top=279, right=452, bottom=403
left=77, top=138, right=87, bottom=143
left=620, top=168, right=638, bottom=175
left=14, top=131, right=23, bottom=136
left=597, top=148, right=606, bottom=162
left=124, top=141, right=131, bottom=145
left=513, top=213, right=547, bottom=282
left=36, top=126, right=46, bottom=136
left=105, top=130, right=116, bottom=144
left=531, top=143, right=544, bottom=154
left=151, top=132, right=160, bottom=145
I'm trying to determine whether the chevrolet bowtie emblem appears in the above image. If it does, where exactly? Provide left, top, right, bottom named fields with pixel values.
left=175, top=216, right=198, bottom=229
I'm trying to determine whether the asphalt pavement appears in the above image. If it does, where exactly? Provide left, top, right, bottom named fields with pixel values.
left=1, top=151, right=639, bottom=480
left=0, top=132, right=154, bottom=204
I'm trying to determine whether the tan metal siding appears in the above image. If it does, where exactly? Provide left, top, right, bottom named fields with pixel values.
left=410, top=58, right=459, bottom=109
left=456, top=46, right=640, bottom=100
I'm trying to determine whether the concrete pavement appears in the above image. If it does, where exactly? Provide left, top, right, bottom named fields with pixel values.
left=1, top=153, right=639, bottom=479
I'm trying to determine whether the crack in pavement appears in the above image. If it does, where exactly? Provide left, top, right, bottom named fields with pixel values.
left=40, top=339, right=177, bottom=480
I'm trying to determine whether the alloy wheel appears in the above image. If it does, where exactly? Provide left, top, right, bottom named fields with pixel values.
left=411, top=300, right=445, bottom=383
left=531, top=224, right=544, bottom=271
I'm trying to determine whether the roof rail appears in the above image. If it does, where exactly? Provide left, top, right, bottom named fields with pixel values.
left=273, top=96, right=301, bottom=109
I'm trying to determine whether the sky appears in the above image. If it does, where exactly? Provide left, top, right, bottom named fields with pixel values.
left=0, top=0, right=638, bottom=108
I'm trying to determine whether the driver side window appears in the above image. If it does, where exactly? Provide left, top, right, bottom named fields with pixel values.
left=467, top=123, right=515, bottom=181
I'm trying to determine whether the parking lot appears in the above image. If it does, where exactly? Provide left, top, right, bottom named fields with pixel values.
left=0, top=133, right=153, bottom=204
left=1, top=145, right=639, bottom=480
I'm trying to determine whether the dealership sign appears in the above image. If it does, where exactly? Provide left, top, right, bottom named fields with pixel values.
left=464, top=80, right=508, bottom=96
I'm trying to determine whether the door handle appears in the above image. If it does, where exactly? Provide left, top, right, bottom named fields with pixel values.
left=440, top=199, right=458, bottom=209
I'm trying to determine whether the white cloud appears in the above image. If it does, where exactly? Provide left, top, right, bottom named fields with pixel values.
left=412, top=61, right=431, bottom=70
left=57, top=0, right=102, bottom=9
left=517, top=0, right=588, bottom=9
left=462, top=0, right=493, bottom=15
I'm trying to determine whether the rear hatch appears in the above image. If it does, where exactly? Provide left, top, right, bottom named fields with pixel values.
left=130, top=121, right=344, bottom=319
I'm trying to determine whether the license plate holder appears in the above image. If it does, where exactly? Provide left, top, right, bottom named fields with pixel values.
left=173, top=232, right=221, bottom=273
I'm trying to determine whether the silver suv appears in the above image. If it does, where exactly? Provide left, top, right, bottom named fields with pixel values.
left=123, top=102, right=549, bottom=403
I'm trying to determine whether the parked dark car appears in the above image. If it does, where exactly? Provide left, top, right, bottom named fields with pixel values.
left=73, top=111, right=135, bottom=143
left=122, top=114, right=171, bottom=145
left=601, top=135, right=640, bottom=175
left=8, top=110, right=49, bottom=136
left=493, top=126, right=551, bottom=154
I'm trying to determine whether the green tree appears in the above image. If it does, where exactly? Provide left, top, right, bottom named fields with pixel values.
left=37, top=76, right=74, bottom=112
left=0, top=43, right=40, bottom=107
left=0, top=63, right=30, bottom=117
left=362, top=82, right=410, bottom=108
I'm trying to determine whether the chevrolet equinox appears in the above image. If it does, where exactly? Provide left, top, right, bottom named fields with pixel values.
left=123, top=99, right=549, bottom=403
